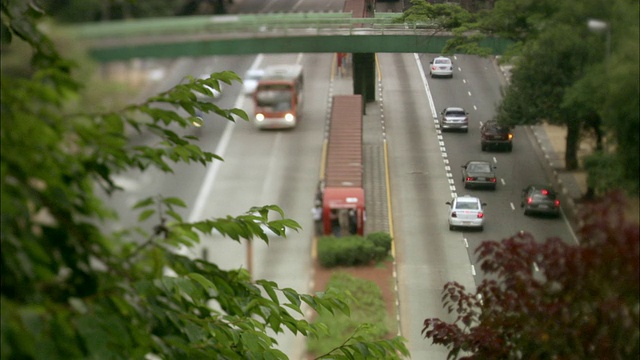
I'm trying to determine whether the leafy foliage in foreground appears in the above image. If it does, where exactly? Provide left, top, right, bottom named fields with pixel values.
left=0, top=2, right=409, bottom=359
left=422, top=192, right=639, bottom=359
left=308, top=272, right=401, bottom=359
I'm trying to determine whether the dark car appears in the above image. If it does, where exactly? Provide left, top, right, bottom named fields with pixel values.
left=481, top=120, right=513, bottom=152
left=521, top=185, right=561, bottom=217
left=461, top=160, right=497, bottom=190
left=439, top=107, right=469, bottom=132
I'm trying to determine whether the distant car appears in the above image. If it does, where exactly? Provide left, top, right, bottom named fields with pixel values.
left=461, top=160, right=497, bottom=190
left=446, top=195, right=486, bottom=231
left=242, top=68, right=265, bottom=95
left=440, top=107, right=469, bottom=132
left=429, top=56, right=454, bottom=78
left=481, top=120, right=513, bottom=152
left=521, top=185, right=561, bottom=217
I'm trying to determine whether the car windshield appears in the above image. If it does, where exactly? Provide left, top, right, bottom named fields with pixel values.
left=435, top=59, right=450, bottom=65
left=455, top=201, right=479, bottom=210
left=468, top=163, right=491, bottom=173
left=446, top=110, right=466, bottom=117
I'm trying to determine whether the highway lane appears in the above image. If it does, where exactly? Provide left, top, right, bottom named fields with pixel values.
left=379, top=52, right=579, bottom=358
left=102, top=52, right=329, bottom=358
left=102, top=55, right=260, bottom=234
left=379, top=52, right=476, bottom=359
left=189, top=53, right=332, bottom=359
left=415, top=54, right=578, bottom=282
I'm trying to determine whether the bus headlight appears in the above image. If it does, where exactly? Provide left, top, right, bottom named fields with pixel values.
left=284, top=113, right=295, bottom=122
left=255, top=113, right=265, bottom=122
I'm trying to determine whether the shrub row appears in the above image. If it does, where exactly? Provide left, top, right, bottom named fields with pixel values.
left=317, top=232, right=392, bottom=268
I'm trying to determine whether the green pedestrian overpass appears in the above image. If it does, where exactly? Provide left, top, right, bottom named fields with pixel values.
left=64, top=12, right=511, bottom=62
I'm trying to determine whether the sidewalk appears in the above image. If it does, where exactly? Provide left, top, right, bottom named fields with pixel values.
left=530, top=123, right=588, bottom=227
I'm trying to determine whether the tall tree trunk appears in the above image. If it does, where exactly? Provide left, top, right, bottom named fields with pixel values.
left=582, top=112, right=602, bottom=200
left=565, top=121, right=580, bottom=170
left=591, top=113, right=604, bottom=151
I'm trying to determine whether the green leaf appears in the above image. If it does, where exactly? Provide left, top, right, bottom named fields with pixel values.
left=138, top=209, right=156, bottom=222
left=282, top=288, right=301, bottom=309
left=257, top=280, right=279, bottom=305
left=163, top=197, right=187, bottom=207
left=165, top=209, right=183, bottom=222
left=132, top=197, right=155, bottom=209
left=187, top=273, right=217, bottom=293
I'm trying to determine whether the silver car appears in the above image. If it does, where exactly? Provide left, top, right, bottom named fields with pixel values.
left=429, top=56, right=454, bottom=78
left=446, top=195, right=486, bottom=231
left=440, top=107, right=469, bottom=132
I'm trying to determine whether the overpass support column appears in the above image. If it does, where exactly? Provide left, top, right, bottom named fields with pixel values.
left=353, top=53, right=376, bottom=108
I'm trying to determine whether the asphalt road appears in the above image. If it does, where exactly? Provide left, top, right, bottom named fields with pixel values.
left=378, top=53, right=577, bottom=359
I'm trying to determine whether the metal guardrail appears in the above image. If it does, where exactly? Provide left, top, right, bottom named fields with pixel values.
left=60, top=12, right=512, bottom=60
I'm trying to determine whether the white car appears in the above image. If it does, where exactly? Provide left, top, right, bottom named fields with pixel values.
left=446, top=195, right=486, bottom=231
left=242, top=68, right=265, bottom=95
left=429, top=56, right=454, bottom=78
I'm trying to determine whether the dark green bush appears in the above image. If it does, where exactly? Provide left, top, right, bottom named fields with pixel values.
left=367, top=231, right=392, bottom=253
left=317, top=233, right=392, bottom=268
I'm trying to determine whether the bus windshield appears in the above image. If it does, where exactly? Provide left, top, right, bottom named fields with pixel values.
left=256, top=90, right=292, bottom=111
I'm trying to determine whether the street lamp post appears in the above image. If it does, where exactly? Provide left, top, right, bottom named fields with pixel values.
left=587, top=19, right=611, bottom=59
left=585, top=19, right=611, bottom=200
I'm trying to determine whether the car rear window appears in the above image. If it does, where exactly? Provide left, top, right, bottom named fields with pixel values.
left=468, top=164, right=491, bottom=172
left=446, top=111, right=466, bottom=116
left=533, top=190, right=556, bottom=199
left=435, top=59, right=450, bottom=65
left=487, top=123, right=508, bottom=132
left=456, top=201, right=479, bottom=210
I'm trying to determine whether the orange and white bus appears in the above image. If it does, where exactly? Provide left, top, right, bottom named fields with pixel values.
left=252, top=64, right=304, bottom=129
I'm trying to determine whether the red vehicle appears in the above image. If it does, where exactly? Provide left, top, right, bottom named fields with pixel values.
left=252, top=64, right=304, bottom=129
left=321, top=95, right=365, bottom=236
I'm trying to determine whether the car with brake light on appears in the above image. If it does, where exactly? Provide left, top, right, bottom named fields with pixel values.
left=446, top=195, right=486, bottom=231
left=439, top=107, right=469, bottom=132
left=521, top=185, right=561, bottom=217
left=481, top=120, right=513, bottom=152
left=461, top=160, right=497, bottom=190
left=429, top=56, right=454, bottom=78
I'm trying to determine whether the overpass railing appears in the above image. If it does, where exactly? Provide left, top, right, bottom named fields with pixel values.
left=63, top=12, right=440, bottom=43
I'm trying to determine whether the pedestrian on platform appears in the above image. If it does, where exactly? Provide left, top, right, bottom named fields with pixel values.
left=312, top=201, right=323, bottom=236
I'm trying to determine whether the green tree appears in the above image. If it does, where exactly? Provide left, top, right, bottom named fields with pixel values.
left=422, top=192, right=639, bottom=359
left=0, top=2, right=408, bottom=359
left=396, top=0, right=476, bottom=32
left=495, top=21, right=601, bottom=170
